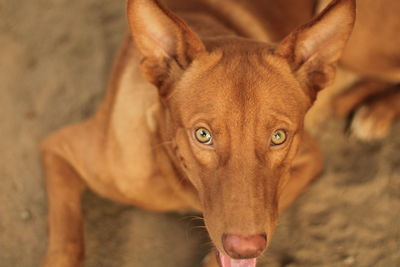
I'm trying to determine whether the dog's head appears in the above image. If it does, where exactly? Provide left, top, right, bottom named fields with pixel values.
left=128, top=0, right=355, bottom=265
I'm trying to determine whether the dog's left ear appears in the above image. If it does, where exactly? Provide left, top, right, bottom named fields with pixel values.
left=276, top=0, right=356, bottom=100
left=127, top=0, right=206, bottom=95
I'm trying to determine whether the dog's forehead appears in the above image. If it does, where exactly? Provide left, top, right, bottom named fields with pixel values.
left=172, top=47, right=308, bottom=125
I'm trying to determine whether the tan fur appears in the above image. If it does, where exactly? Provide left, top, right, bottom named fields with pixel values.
left=41, top=1, right=359, bottom=266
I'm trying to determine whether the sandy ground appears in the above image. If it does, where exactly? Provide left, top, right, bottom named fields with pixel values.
left=1, top=0, right=399, bottom=266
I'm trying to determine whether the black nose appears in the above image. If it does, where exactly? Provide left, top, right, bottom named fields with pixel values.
left=222, top=233, right=267, bottom=259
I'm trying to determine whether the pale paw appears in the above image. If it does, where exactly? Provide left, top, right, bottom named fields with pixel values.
left=349, top=104, right=396, bottom=141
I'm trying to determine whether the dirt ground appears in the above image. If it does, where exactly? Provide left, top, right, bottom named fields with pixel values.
left=1, top=0, right=399, bottom=266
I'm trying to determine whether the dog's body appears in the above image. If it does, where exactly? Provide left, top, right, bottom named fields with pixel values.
left=310, top=0, right=400, bottom=139
left=339, top=0, right=400, bottom=81
left=41, top=1, right=400, bottom=267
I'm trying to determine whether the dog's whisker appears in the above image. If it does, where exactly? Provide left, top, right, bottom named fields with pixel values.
left=200, top=240, right=215, bottom=249
left=182, top=215, right=204, bottom=221
left=189, top=217, right=205, bottom=221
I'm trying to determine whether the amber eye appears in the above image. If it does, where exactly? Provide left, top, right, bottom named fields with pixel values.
left=195, top=127, right=213, bottom=145
left=271, top=129, right=287, bottom=146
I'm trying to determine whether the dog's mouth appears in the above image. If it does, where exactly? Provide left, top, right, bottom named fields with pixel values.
left=216, top=250, right=257, bottom=267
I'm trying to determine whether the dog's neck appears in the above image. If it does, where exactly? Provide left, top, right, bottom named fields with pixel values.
left=180, top=12, right=237, bottom=40
left=179, top=10, right=272, bottom=46
left=179, top=0, right=272, bottom=42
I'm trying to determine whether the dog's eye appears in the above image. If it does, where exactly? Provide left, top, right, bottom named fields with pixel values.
left=195, top=127, right=213, bottom=145
left=271, top=129, right=287, bottom=146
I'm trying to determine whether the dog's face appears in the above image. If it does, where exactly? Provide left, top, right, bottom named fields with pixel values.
left=128, top=0, right=355, bottom=263
left=166, top=43, right=309, bottom=247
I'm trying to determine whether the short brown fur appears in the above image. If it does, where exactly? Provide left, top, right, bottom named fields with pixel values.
left=42, top=0, right=397, bottom=266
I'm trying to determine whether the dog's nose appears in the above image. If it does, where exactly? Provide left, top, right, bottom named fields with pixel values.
left=222, top=233, right=267, bottom=259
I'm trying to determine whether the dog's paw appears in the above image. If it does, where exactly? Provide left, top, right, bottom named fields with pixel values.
left=332, top=80, right=389, bottom=118
left=349, top=102, right=396, bottom=141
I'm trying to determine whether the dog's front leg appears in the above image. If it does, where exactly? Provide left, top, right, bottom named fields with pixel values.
left=41, top=150, right=86, bottom=267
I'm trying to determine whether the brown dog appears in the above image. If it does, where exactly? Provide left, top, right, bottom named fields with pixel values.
left=41, top=0, right=356, bottom=266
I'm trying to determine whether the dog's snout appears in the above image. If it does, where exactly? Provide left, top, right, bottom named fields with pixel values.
left=222, top=233, right=267, bottom=259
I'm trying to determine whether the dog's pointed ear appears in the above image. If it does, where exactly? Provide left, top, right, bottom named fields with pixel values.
left=127, top=0, right=206, bottom=94
left=276, top=0, right=356, bottom=100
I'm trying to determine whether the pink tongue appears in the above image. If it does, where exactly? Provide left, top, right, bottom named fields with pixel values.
left=218, top=252, right=256, bottom=267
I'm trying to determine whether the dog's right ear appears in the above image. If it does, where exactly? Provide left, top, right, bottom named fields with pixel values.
left=127, top=0, right=206, bottom=95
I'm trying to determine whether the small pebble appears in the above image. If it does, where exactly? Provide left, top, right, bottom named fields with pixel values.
left=343, top=256, right=355, bottom=265
left=20, top=210, right=32, bottom=221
